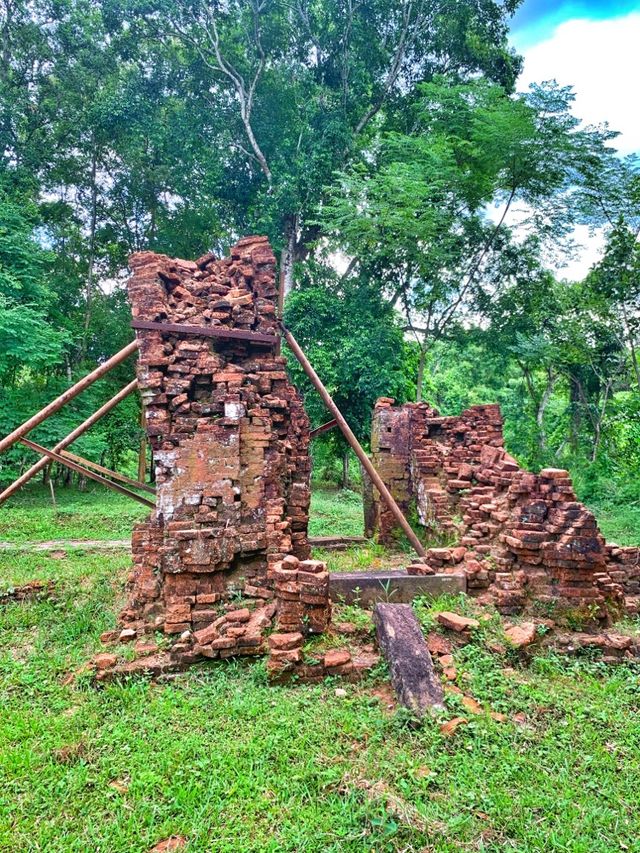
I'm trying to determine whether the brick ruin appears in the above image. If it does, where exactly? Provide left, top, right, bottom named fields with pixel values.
left=367, top=399, right=638, bottom=620
left=95, top=238, right=638, bottom=681
left=105, top=237, right=375, bottom=681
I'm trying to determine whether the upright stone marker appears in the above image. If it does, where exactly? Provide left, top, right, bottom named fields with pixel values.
left=373, top=603, right=444, bottom=715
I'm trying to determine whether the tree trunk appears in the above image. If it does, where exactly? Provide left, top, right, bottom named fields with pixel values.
left=569, top=377, right=582, bottom=452
left=627, top=333, right=640, bottom=390
left=416, top=348, right=427, bottom=402
left=81, top=145, right=98, bottom=359
left=622, top=304, right=640, bottom=389
left=536, top=371, right=557, bottom=453
left=341, top=451, right=350, bottom=490
left=48, top=478, right=57, bottom=512
left=590, top=380, right=612, bottom=463
left=279, top=214, right=297, bottom=307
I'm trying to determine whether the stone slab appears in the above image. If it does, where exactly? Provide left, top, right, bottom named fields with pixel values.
left=373, top=602, right=444, bottom=715
left=329, top=570, right=466, bottom=606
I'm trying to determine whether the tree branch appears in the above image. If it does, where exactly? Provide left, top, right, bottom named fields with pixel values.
left=174, top=4, right=273, bottom=187
left=352, top=0, right=424, bottom=138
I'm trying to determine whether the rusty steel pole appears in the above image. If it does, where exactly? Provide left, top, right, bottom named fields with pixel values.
left=0, top=379, right=139, bottom=505
left=19, top=438, right=154, bottom=508
left=280, top=322, right=427, bottom=559
left=0, top=340, right=139, bottom=456
left=56, top=448, right=155, bottom=495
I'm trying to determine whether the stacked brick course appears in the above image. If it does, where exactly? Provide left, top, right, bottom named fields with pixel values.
left=369, top=399, right=626, bottom=618
left=119, top=237, right=311, bottom=652
left=267, top=554, right=378, bottom=683
left=606, top=546, right=640, bottom=614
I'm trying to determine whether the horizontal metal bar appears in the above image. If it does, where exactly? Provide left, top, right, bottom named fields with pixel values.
left=131, top=320, right=278, bottom=347
left=59, top=449, right=156, bottom=495
left=310, top=419, right=337, bottom=439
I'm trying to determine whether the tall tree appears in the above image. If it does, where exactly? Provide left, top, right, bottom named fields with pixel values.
left=152, top=0, right=522, bottom=290
left=586, top=219, right=640, bottom=389
left=284, top=263, right=411, bottom=483
left=320, top=79, right=619, bottom=398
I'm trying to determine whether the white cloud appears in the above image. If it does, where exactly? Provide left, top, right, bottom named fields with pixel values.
left=487, top=200, right=606, bottom=282
left=499, top=13, right=640, bottom=280
left=516, top=12, right=640, bottom=156
left=554, top=224, right=605, bottom=281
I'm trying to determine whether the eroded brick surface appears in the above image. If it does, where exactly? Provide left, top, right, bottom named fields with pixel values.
left=369, top=399, right=627, bottom=618
left=119, top=237, right=311, bottom=645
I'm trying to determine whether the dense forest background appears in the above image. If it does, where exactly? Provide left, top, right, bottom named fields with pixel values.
left=0, top=0, right=638, bottom=530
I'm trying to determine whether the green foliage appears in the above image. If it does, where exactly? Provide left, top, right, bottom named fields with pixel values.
left=285, top=268, right=412, bottom=444
left=0, top=186, right=68, bottom=381
left=0, top=0, right=637, bottom=516
left=319, top=80, right=613, bottom=364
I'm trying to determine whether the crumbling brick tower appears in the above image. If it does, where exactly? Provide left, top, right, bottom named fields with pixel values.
left=120, top=236, right=311, bottom=637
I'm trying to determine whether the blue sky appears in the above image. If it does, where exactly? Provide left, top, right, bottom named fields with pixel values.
left=507, top=0, right=640, bottom=155
left=497, top=0, right=640, bottom=278
left=510, top=0, right=640, bottom=48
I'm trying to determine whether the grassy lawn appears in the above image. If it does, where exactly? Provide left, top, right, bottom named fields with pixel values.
left=2, top=482, right=636, bottom=549
left=0, top=485, right=149, bottom=544
left=1, top=489, right=640, bottom=850
left=0, top=483, right=365, bottom=545
left=308, top=487, right=364, bottom=539
left=586, top=500, right=640, bottom=547
left=2, top=547, right=640, bottom=851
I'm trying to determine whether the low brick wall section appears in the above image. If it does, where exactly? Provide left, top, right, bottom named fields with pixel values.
left=368, top=400, right=630, bottom=618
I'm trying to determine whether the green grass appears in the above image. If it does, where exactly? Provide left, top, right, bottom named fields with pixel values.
left=2, top=551, right=640, bottom=851
left=308, top=487, right=365, bottom=539
left=3, top=482, right=636, bottom=550
left=0, top=484, right=149, bottom=543
left=586, top=500, right=640, bottom=547
left=0, top=483, right=366, bottom=544
left=2, top=486, right=640, bottom=850
left=313, top=542, right=403, bottom=574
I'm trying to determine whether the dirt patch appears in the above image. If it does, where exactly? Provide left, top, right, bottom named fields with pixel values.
left=366, top=682, right=398, bottom=714
left=0, top=539, right=130, bottom=552
left=52, top=741, right=87, bottom=764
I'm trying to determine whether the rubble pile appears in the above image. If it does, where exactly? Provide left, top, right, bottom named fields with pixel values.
left=267, top=553, right=378, bottom=683
left=369, top=400, right=629, bottom=618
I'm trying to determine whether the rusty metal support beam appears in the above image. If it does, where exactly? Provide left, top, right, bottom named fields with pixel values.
left=310, top=418, right=338, bottom=439
left=56, top=449, right=155, bottom=495
left=0, top=340, right=140, bottom=456
left=19, top=438, right=155, bottom=508
left=0, top=380, right=139, bottom=505
left=279, top=322, right=427, bottom=559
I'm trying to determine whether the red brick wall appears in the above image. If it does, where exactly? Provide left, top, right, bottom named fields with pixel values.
left=119, top=237, right=311, bottom=637
left=370, top=400, right=624, bottom=618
